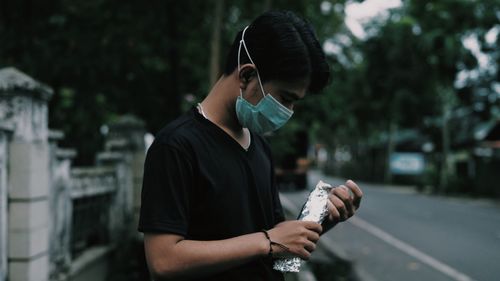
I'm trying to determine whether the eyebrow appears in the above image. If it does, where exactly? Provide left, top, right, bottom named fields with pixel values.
left=280, top=90, right=302, bottom=101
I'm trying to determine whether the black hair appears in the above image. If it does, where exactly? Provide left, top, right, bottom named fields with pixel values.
left=223, top=10, right=330, bottom=94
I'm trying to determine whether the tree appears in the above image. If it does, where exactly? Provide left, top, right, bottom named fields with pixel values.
left=0, top=0, right=214, bottom=164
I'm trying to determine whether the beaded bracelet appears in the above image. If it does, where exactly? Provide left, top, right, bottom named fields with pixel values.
left=261, top=229, right=290, bottom=258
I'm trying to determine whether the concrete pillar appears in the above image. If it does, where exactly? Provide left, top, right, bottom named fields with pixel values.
left=48, top=130, right=76, bottom=280
left=103, top=115, right=146, bottom=238
left=0, top=67, right=53, bottom=281
left=95, top=151, right=129, bottom=243
left=0, top=126, right=13, bottom=281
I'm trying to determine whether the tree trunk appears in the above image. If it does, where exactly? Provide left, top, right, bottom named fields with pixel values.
left=209, top=0, right=224, bottom=87
left=385, top=120, right=397, bottom=184
left=263, top=0, right=272, bottom=11
left=439, top=92, right=451, bottom=193
left=166, top=0, right=181, bottom=118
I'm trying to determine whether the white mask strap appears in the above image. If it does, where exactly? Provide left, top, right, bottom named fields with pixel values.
left=238, top=26, right=267, bottom=98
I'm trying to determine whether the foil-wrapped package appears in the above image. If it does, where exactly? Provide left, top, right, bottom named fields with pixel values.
left=273, top=180, right=333, bottom=272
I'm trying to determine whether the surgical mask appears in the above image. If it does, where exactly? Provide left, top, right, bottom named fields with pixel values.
left=235, top=26, right=294, bottom=134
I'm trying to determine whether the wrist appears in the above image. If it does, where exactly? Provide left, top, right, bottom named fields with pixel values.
left=255, top=231, right=270, bottom=257
left=261, top=230, right=273, bottom=258
left=260, top=229, right=289, bottom=259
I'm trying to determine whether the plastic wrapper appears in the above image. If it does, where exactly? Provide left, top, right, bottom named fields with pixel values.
left=273, top=180, right=333, bottom=272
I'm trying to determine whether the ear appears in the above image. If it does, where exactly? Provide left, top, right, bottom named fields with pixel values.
left=238, top=64, right=257, bottom=90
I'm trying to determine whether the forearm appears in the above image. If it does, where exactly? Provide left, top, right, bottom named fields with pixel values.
left=145, top=232, right=268, bottom=280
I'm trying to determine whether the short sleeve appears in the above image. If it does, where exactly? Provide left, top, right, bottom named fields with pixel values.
left=138, top=140, right=194, bottom=236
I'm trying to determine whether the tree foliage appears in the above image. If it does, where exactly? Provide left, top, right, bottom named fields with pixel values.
left=1, top=0, right=499, bottom=167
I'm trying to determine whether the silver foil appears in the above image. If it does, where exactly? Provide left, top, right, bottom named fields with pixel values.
left=273, top=180, right=333, bottom=272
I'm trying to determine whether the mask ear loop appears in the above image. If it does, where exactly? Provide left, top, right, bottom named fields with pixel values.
left=237, top=30, right=244, bottom=97
left=238, top=26, right=267, bottom=98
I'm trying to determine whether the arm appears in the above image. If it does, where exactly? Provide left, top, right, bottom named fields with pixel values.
left=144, top=232, right=267, bottom=281
left=144, top=220, right=322, bottom=281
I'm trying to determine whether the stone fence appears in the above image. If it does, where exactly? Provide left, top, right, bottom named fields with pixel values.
left=0, top=67, right=146, bottom=281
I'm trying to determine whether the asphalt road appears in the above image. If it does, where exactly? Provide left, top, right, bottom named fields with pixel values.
left=280, top=170, right=500, bottom=281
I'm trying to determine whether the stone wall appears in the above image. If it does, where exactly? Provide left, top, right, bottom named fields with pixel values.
left=1, top=67, right=53, bottom=281
left=0, top=126, right=10, bottom=281
left=0, top=67, right=146, bottom=281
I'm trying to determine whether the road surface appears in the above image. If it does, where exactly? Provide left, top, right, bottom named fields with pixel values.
left=280, top=170, right=500, bottom=281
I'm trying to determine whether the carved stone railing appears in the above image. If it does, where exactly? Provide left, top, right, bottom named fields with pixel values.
left=70, top=167, right=117, bottom=200
left=0, top=67, right=146, bottom=281
left=69, top=167, right=117, bottom=260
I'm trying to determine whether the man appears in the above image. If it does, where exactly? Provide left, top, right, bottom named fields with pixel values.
left=138, top=10, right=363, bottom=281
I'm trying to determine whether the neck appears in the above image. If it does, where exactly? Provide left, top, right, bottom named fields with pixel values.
left=199, top=75, right=251, bottom=150
left=200, top=75, right=243, bottom=134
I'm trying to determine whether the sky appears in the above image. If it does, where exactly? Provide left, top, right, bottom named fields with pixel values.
left=320, top=0, right=402, bottom=40
left=456, top=27, right=499, bottom=91
left=322, top=0, right=499, bottom=97
left=343, top=0, right=402, bottom=39
left=322, top=0, right=402, bottom=61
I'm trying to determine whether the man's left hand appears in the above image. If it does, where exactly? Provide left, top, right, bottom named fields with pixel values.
left=323, top=180, right=363, bottom=232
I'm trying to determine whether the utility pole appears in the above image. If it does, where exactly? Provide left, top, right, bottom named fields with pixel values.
left=385, top=120, right=397, bottom=184
left=439, top=88, right=452, bottom=193
left=209, top=0, right=224, bottom=87
left=263, top=0, right=273, bottom=11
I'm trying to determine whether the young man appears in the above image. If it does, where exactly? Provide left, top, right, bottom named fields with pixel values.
left=138, top=10, right=363, bottom=281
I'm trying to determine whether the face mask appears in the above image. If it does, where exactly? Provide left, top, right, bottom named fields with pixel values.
left=235, top=26, right=294, bottom=134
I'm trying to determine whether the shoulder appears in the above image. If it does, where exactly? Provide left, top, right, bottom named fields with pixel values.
left=146, top=109, right=202, bottom=160
left=154, top=109, right=200, bottom=148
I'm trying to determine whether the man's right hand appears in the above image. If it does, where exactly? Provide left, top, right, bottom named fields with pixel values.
left=267, top=220, right=322, bottom=260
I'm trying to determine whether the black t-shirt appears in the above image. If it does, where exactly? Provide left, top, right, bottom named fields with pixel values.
left=138, top=108, right=285, bottom=281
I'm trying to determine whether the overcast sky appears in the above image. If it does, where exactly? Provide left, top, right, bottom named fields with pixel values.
left=344, top=0, right=402, bottom=39
left=324, top=0, right=499, bottom=93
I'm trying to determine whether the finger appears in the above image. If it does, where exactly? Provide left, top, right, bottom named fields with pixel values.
left=326, top=200, right=341, bottom=222
left=306, top=230, right=320, bottom=243
left=332, top=185, right=351, bottom=200
left=346, top=180, right=363, bottom=209
left=327, top=200, right=341, bottom=224
left=333, top=186, right=354, bottom=216
left=302, top=221, right=323, bottom=234
left=299, top=248, right=312, bottom=260
left=303, top=240, right=316, bottom=253
left=330, top=194, right=349, bottom=220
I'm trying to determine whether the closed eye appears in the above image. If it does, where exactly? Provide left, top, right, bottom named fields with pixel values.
left=281, top=95, right=294, bottom=103
left=281, top=90, right=301, bottom=102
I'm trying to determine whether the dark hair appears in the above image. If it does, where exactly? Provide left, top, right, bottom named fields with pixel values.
left=223, top=10, right=330, bottom=93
